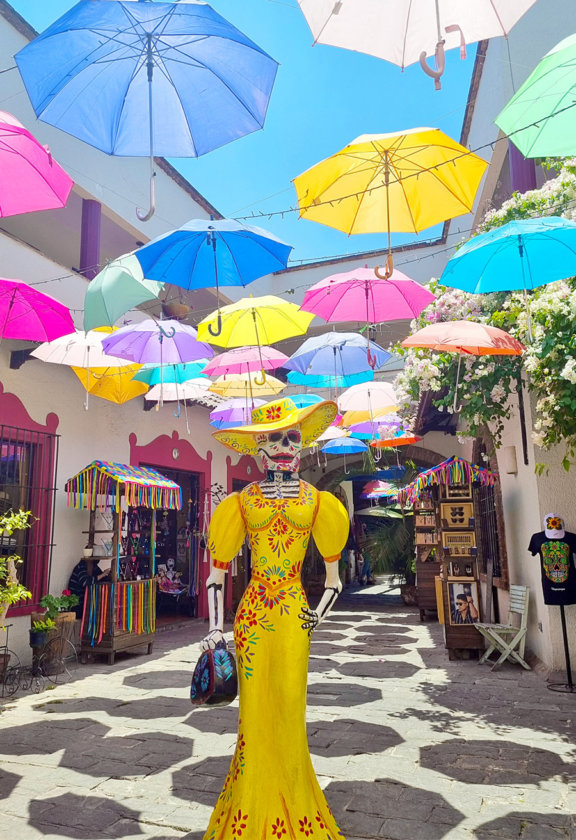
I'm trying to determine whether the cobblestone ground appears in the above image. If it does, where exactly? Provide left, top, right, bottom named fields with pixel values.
left=1, top=593, right=575, bottom=840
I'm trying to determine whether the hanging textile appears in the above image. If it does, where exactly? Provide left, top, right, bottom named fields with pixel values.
left=65, top=460, right=182, bottom=512
left=397, top=455, right=498, bottom=505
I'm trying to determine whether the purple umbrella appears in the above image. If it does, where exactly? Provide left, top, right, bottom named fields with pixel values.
left=209, top=397, right=266, bottom=429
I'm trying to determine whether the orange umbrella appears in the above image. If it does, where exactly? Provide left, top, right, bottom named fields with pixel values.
left=401, top=320, right=524, bottom=411
left=370, top=432, right=422, bottom=448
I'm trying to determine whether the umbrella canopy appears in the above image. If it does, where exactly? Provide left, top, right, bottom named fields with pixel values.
left=132, top=361, right=210, bottom=386
left=32, top=328, right=132, bottom=368
left=293, top=129, right=487, bottom=274
left=83, top=254, right=164, bottom=331
left=0, top=277, right=75, bottom=342
left=209, top=373, right=285, bottom=398
left=285, top=332, right=391, bottom=377
left=288, top=393, right=323, bottom=409
left=401, top=321, right=525, bottom=356
left=361, top=479, right=397, bottom=499
left=287, top=370, right=373, bottom=389
left=301, top=266, right=436, bottom=323
left=0, top=111, right=73, bottom=217
left=316, top=425, right=348, bottom=442
left=197, top=295, right=314, bottom=348
left=341, top=406, right=398, bottom=426
left=16, top=1, right=277, bottom=219
left=370, top=431, right=423, bottom=448
left=134, top=219, right=293, bottom=295
left=210, top=398, right=267, bottom=429
left=338, top=381, right=398, bottom=413
left=440, top=218, right=576, bottom=294
left=297, top=0, right=536, bottom=86
left=102, top=319, right=213, bottom=365
left=203, top=346, right=289, bottom=378
left=495, top=34, right=576, bottom=159
left=145, top=378, right=211, bottom=402
left=321, top=438, right=368, bottom=454
left=348, top=414, right=403, bottom=440
left=71, top=364, right=148, bottom=404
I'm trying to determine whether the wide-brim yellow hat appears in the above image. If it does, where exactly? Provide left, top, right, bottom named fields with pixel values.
left=213, top=397, right=337, bottom=456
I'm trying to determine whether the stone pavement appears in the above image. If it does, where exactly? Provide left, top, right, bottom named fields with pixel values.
left=1, top=593, right=575, bottom=840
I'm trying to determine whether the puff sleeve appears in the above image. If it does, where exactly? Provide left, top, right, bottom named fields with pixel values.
left=312, top=490, right=350, bottom=563
left=207, top=493, right=246, bottom=570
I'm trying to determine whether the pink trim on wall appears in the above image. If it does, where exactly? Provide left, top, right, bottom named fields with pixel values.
left=0, top=381, right=59, bottom=434
left=226, top=453, right=265, bottom=494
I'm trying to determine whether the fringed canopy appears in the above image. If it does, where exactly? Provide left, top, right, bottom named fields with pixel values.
left=66, top=460, right=182, bottom=512
left=397, top=456, right=498, bottom=505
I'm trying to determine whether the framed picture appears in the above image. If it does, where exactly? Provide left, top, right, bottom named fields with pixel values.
left=442, top=530, right=476, bottom=555
left=444, top=484, right=472, bottom=499
left=441, top=502, right=475, bottom=528
left=449, top=560, right=475, bottom=578
left=448, top=580, right=480, bottom=625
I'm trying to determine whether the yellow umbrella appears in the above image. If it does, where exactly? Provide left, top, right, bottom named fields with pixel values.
left=342, top=407, right=398, bottom=426
left=293, top=128, right=487, bottom=276
left=197, top=295, right=314, bottom=349
left=71, top=364, right=148, bottom=404
left=209, top=372, right=286, bottom=398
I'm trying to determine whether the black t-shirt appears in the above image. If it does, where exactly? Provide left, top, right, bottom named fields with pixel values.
left=528, top=531, right=576, bottom=606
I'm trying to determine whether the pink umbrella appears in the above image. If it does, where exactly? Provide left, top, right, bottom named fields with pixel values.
left=0, top=277, right=75, bottom=342
left=301, top=265, right=436, bottom=324
left=0, top=112, right=73, bottom=217
left=202, top=345, right=289, bottom=383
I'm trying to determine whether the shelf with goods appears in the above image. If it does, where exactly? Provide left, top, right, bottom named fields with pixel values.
left=438, top=484, right=483, bottom=658
left=414, top=491, right=442, bottom=620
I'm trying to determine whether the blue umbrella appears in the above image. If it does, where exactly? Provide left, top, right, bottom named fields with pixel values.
left=132, top=360, right=210, bottom=386
left=440, top=217, right=576, bottom=293
left=287, top=370, right=373, bottom=388
left=287, top=394, right=324, bottom=409
left=15, top=1, right=278, bottom=219
left=134, top=219, right=293, bottom=316
left=321, top=436, right=367, bottom=474
left=285, top=332, right=391, bottom=378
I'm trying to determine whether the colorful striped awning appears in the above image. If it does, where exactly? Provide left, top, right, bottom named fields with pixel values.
left=66, top=460, right=182, bottom=512
left=396, top=456, right=498, bottom=505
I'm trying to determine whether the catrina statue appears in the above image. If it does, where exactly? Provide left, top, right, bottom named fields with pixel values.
left=201, top=397, right=349, bottom=840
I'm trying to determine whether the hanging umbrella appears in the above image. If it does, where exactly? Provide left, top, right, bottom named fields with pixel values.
left=401, top=320, right=525, bottom=410
left=338, top=382, right=398, bottom=415
left=145, top=379, right=211, bottom=402
left=197, top=295, right=314, bottom=350
left=203, top=346, right=289, bottom=378
left=288, top=394, right=323, bottom=409
left=0, top=277, right=75, bottom=342
left=341, top=406, right=398, bottom=426
left=361, top=480, right=397, bottom=499
left=348, top=414, right=403, bottom=441
left=210, top=398, right=267, bottom=430
left=209, top=373, right=285, bottom=399
left=132, top=360, right=210, bottom=386
left=316, top=425, right=348, bottom=442
left=285, top=332, right=391, bottom=379
left=370, top=431, right=423, bottom=448
left=0, top=112, right=73, bottom=217
left=134, top=219, right=292, bottom=320
left=83, top=254, right=164, bottom=331
left=321, top=437, right=368, bottom=474
left=495, top=34, right=576, bottom=159
left=71, top=364, right=148, bottom=404
left=297, top=0, right=536, bottom=88
left=102, top=319, right=213, bottom=365
left=293, top=129, right=487, bottom=276
left=287, top=370, right=373, bottom=389
left=15, top=1, right=278, bottom=220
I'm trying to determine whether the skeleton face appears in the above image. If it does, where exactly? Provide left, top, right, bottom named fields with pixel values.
left=256, top=427, right=302, bottom=473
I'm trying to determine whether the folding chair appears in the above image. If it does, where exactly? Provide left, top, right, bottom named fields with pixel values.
left=476, top=585, right=530, bottom=670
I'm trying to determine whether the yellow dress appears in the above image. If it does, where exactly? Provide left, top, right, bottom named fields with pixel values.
left=203, top=480, right=349, bottom=840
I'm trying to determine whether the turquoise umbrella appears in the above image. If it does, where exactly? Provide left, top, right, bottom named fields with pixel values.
left=132, top=360, right=210, bottom=386
left=83, top=255, right=164, bottom=330
left=287, top=370, right=373, bottom=388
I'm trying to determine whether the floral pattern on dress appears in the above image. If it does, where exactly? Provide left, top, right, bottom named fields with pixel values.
left=299, top=816, right=314, bottom=836
left=231, top=810, right=248, bottom=836
left=271, top=818, right=287, bottom=837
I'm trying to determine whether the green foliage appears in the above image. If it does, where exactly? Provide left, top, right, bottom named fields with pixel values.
left=31, top=618, right=57, bottom=633
left=361, top=506, right=415, bottom=583
left=40, top=590, right=79, bottom=621
left=0, top=510, right=33, bottom=626
left=394, top=157, right=576, bottom=467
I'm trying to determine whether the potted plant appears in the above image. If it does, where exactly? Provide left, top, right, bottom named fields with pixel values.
left=0, top=509, right=33, bottom=630
left=29, top=617, right=56, bottom=648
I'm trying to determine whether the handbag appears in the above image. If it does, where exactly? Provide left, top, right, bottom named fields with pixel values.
left=190, top=640, right=237, bottom=707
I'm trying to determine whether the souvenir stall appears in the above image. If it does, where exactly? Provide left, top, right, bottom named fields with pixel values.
left=398, top=456, right=499, bottom=658
left=65, top=460, right=182, bottom=664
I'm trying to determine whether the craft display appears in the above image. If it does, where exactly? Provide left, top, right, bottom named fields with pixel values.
left=397, top=455, right=498, bottom=505
left=198, top=396, right=349, bottom=840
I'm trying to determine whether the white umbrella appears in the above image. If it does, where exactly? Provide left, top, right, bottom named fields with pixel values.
left=297, top=0, right=536, bottom=88
left=145, top=378, right=212, bottom=435
left=338, top=381, right=397, bottom=414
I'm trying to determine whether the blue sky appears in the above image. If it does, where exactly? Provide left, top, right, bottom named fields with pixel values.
left=7, top=0, right=477, bottom=265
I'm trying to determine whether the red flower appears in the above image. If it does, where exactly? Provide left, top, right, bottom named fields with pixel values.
left=265, top=406, right=282, bottom=420
left=232, top=810, right=248, bottom=836
left=62, top=589, right=72, bottom=597
left=315, top=811, right=325, bottom=829
left=299, top=816, right=314, bottom=836
left=272, top=818, right=287, bottom=837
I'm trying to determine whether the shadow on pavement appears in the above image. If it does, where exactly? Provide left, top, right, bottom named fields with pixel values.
left=0, top=769, right=21, bottom=799
left=308, top=718, right=403, bottom=757
left=325, top=777, right=464, bottom=840
left=184, top=706, right=237, bottom=734
left=420, top=739, right=576, bottom=786
left=172, top=755, right=230, bottom=807
left=474, top=810, right=576, bottom=839
left=29, top=793, right=142, bottom=838
left=338, top=660, right=420, bottom=679
left=123, top=670, right=193, bottom=690
left=35, top=695, right=191, bottom=720
left=307, top=681, right=382, bottom=707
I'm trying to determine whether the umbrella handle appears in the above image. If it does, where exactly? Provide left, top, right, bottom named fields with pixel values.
left=374, top=253, right=394, bottom=280
left=136, top=169, right=156, bottom=222
left=367, top=346, right=378, bottom=370
left=419, top=40, right=445, bottom=90
left=344, top=454, right=350, bottom=476
left=208, top=313, right=223, bottom=337
left=158, top=323, right=176, bottom=339
left=254, top=369, right=266, bottom=386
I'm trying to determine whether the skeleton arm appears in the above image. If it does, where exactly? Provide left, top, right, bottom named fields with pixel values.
left=299, top=558, right=342, bottom=634
left=201, top=566, right=226, bottom=650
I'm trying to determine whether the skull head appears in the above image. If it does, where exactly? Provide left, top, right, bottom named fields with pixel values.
left=256, top=427, right=302, bottom=473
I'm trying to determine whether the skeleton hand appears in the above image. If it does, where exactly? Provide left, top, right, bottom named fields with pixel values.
left=200, top=628, right=225, bottom=651
left=299, top=606, right=320, bottom=636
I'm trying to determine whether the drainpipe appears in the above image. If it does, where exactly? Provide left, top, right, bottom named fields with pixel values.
left=508, top=141, right=536, bottom=194
left=80, top=198, right=102, bottom=280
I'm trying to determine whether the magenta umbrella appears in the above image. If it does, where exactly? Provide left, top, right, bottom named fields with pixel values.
left=0, top=277, right=75, bottom=342
left=0, top=112, right=73, bottom=217
left=202, top=345, right=289, bottom=382
left=301, top=265, right=436, bottom=323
